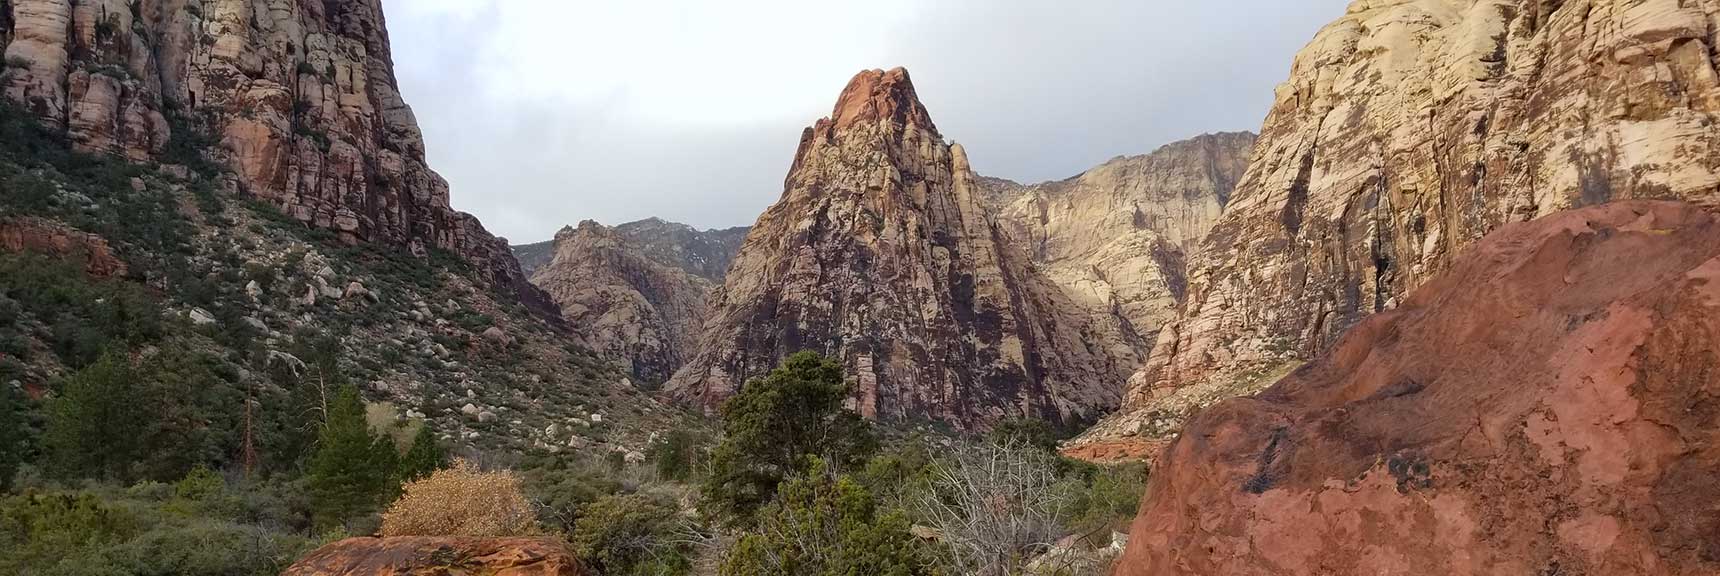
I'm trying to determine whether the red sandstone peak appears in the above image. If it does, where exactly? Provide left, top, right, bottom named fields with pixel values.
left=828, top=67, right=938, bottom=134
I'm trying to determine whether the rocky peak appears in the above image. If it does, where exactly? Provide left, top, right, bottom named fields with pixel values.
left=666, top=67, right=1137, bottom=427
left=826, top=67, right=937, bottom=135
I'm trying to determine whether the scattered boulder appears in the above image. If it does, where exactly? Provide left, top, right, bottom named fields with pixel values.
left=188, top=308, right=217, bottom=326
left=342, top=281, right=374, bottom=302
left=460, top=404, right=481, bottom=417
left=482, top=326, right=512, bottom=345
left=1115, top=202, right=1720, bottom=576
left=244, top=280, right=262, bottom=301
left=478, top=410, right=498, bottom=424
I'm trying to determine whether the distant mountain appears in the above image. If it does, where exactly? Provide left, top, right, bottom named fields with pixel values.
left=526, top=219, right=748, bottom=384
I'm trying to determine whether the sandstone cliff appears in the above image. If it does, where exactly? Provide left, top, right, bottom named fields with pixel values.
left=983, top=132, right=1255, bottom=365
left=0, top=0, right=543, bottom=309
left=1116, top=201, right=1720, bottom=576
left=528, top=218, right=747, bottom=385
left=1077, top=0, right=1720, bottom=453
left=666, top=68, right=1136, bottom=427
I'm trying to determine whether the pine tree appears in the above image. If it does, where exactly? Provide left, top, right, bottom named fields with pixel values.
left=398, top=423, right=445, bottom=481
left=44, top=352, right=145, bottom=481
left=703, top=352, right=876, bottom=524
left=307, top=384, right=399, bottom=529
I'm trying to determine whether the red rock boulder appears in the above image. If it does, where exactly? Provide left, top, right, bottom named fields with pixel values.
left=282, top=537, right=588, bottom=576
left=1115, top=201, right=1720, bottom=576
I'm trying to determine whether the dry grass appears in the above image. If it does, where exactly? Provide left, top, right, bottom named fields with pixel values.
left=380, top=460, right=540, bottom=537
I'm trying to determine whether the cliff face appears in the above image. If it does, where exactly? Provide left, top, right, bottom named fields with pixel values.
left=666, top=68, right=1136, bottom=427
left=529, top=219, right=747, bottom=385
left=0, top=0, right=542, bottom=308
left=984, top=132, right=1255, bottom=361
left=1116, top=201, right=1720, bottom=576
left=1078, top=0, right=1720, bottom=452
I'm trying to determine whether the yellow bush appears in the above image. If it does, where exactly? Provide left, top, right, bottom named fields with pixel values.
left=380, top=460, right=539, bottom=537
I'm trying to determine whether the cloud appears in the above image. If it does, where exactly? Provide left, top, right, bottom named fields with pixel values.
left=381, top=0, right=1349, bottom=242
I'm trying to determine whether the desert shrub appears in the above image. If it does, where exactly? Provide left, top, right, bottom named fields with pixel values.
left=522, top=457, right=624, bottom=532
left=720, top=459, right=934, bottom=576
left=570, top=493, right=691, bottom=576
left=379, top=460, right=538, bottom=537
left=1061, top=461, right=1147, bottom=535
left=647, top=429, right=707, bottom=482
left=912, top=438, right=1076, bottom=576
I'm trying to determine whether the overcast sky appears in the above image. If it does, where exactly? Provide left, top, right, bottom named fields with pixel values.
left=381, top=0, right=1351, bottom=243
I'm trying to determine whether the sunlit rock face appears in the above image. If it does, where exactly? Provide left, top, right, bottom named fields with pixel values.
left=667, top=68, right=1139, bottom=428
left=1076, top=0, right=1720, bottom=454
left=1, top=0, right=544, bottom=307
left=1115, top=201, right=1720, bottom=576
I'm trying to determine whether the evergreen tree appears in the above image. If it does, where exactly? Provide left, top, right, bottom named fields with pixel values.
left=307, top=384, right=398, bottom=529
left=702, top=352, right=875, bottom=524
left=398, top=423, right=445, bottom=481
left=0, top=382, right=24, bottom=491
left=44, top=352, right=145, bottom=481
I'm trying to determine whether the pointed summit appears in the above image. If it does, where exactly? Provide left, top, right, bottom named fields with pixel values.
left=826, top=67, right=938, bottom=135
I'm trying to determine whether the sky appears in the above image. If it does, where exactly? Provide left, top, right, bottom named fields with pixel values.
left=381, top=0, right=1352, bottom=243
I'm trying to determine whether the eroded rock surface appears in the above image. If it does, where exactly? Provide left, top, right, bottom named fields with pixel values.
left=1116, top=201, right=1720, bottom=576
left=0, top=216, right=128, bottom=277
left=282, top=537, right=588, bottom=576
left=529, top=219, right=747, bottom=384
left=1079, top=0, right=1720, bottom=453
left=667, top=68, right=1136, bottom=427
left=0, top=0, right=544, bottom=309
left=984, top=132, right=1254, bottom=372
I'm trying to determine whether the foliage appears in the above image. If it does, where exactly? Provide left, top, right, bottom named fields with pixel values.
left=647, top=429, right=705, bottom=482
left=986, top=419, right=1063, bottom=454
left=1060, top=461, right=1147, bottom=535
left=397, top=424, right=446, bottom=481
left=520, top=456, right=625, bottom=533
left=306, top=384, right=398, bottom=529
left=911, top=438, right=1076, bottom=576
left=720, top=460, right=937, bottom=576
left=0, top=254, right=163, bottom=369
left=44, top=353, right=147, bottom=481
left=570, top=492, right=692, bottom=576
left=380, top=460, right=537, bottom=537
left=703, top=352, right=876, bottom=524
left=44, top=349, right=245, bottom=483
left=0, top=383, right=24, bottom=491
left=0, top=480, right=317, bottom=576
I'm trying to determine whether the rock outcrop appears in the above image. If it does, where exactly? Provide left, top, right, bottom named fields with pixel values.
left=0, top=216, right=127, bottom=277
left=528, top=218, right=747, bottom=384
left=283, top=537, right=588, bottom=576
left=1077, top=0, right=1720, bottom=454
left=666, top=68, right=1136, bottom=427
left=0, top=0, right=544, bottom=309
left=1115, top=201, right=1720, bottom=576
left=983, top=132, right=1255, bottom=364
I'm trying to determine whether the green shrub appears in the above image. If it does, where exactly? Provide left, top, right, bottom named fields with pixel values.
left=721, top=460, right=934, bottom=576
left=571, top=493, right=690, bottom=576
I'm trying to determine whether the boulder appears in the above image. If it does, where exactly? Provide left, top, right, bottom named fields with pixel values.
left=1115, top=202, right=1720, bottom=576
left=188, top=308, right=217, bottom=326
left=281, top=537, right=588, bottom=576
